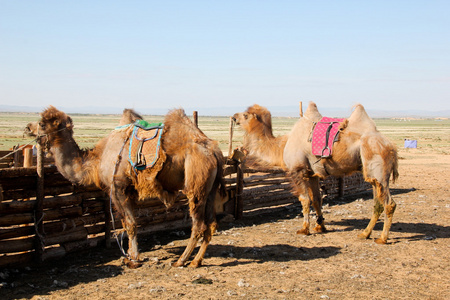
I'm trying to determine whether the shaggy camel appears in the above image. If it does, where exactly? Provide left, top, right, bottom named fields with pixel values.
left=25, top=106, right=225, bottom=268
left=233, top=102, right=398, bottom=244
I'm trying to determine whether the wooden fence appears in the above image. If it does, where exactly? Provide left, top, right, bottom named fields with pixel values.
left=0, top=148, right=370, bottom=269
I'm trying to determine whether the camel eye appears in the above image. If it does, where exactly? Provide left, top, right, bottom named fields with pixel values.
left=39, top=122, right=46, bottom=130
left=244, top=113, right=248, bottom=120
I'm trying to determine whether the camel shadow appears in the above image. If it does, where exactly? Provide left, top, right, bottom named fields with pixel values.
left=323, top=187, right=416, bottom=206
left=0, top=187, right=421, bottom=299
left=329, top=218, right=449, bottom=242
left=167, top=244, right=341, bottom=267
left=0, top=248, right=125, bottom=300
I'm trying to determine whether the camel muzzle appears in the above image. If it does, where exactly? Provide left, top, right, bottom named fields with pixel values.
left=231, top=114, right=240, bottom=125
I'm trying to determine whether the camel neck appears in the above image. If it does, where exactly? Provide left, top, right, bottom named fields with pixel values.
left=51, top=138, right=86, bottom=184
left=244, top=132, right=287, bottom=168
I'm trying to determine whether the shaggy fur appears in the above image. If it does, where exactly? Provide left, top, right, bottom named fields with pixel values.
left=26, top=106, right=225, bottom=268
left=233, top=102, right=398, bottom=244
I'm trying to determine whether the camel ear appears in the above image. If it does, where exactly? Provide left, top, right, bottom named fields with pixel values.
left=66, top=116, right=74, bottom=130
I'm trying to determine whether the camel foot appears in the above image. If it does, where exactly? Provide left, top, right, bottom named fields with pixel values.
left=357, top=232, right=370, bottom=240
left=314, top=224, right=327, bottom=233
left=123, top=258, right=143, bottom=269
left=189, top=260, right=202, bottom=268
left=375, top=238, right=387, bottom=245
left=296, top=228, right=311, bottom=235
left=171, top=260, right=185, bottom=268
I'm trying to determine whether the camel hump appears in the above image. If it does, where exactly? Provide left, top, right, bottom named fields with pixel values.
left=304, top=101, right=322, bottom=120
left=348, top=104, right=377, bottom=132
left=167, top=108, right=187, bottom=120
left=247, top=104, right=270, bottom=116
left=119, top=108, right=143, bottom=126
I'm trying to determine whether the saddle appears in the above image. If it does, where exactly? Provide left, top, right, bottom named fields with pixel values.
left=128, top=120, right=164, bottom=171
left=311, top=117, right=345, bottom=158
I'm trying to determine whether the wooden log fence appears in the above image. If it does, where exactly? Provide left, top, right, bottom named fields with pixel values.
left=0, top=154, right=370, bottom=268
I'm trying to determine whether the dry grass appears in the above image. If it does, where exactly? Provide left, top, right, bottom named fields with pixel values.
left=0, top=112, right=448, bottom=155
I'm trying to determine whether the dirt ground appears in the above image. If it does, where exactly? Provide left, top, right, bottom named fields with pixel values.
left=1, top=149, right=449, bottom=300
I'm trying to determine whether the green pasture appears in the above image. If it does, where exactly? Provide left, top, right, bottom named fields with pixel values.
left=0, top=112, right=449, bottom=155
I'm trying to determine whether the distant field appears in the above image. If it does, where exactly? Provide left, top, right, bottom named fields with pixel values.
left=0, top=112, right=449, bottom=155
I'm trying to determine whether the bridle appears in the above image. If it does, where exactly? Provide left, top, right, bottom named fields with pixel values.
left=35, top=125, right=68, bottom=152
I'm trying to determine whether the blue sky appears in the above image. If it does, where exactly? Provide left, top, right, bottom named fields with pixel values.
left=1, top=1, right=449, bottom=114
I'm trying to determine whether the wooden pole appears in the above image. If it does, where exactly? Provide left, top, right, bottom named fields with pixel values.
left=34, top=144, right=45, bottom=263
left=13, top=145, right=20, bottom=168
left=299, top=101, right=303, bottom=117
left=193, top=111, right=198, bottom=127
left=23, top=148, right=33, bottom=168
left=235, top=165, right=244, bottom=219
left=228, top=117, right=234, bottom=157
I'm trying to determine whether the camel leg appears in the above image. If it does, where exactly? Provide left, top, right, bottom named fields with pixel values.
left=310, top=177, right=326, bottom=233
left=287, top=167, right=314, bottom=235
left=358, top=186, right=382, bottom=240
left=172, top=229, right=200, bottom=267
left=376, top=190, right=396, bottom=244
left=111, top=186, right=142, bottom=268
left=172, top=197, right=205, bottom=267
left=358, top=182, right=396, bottom=244
left=189, top=187, right=217, bottom=268
left=359, top=134, right=398, bottom=244
left=173, top=154, right=218, bottom=268
left=120, top=215, right=142, bottom=268
left=189, top=222, right=216, bottom=268
left=174, top=197, right=217, bottom=268
left=297, top=193, right=311, bottom=235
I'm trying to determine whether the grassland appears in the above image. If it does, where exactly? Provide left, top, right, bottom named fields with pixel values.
left=0, top=112, right=449, bottom=155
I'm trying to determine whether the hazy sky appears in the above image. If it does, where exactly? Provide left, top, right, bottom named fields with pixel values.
left=1, top=1, right=449, bottom=113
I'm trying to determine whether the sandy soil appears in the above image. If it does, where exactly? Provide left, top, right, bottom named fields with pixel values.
left=1, top=149, right=449, bottom=300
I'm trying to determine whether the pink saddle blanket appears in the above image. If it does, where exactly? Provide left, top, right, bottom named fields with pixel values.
left=311, top=117, right=345, bottom=157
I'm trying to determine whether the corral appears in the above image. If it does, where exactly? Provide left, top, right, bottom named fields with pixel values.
left=0, top=111, right=449, bottom=299
left=0, top=145, right=370, bottom=269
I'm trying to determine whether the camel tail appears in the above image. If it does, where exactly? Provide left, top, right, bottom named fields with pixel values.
left=214, top=151, right=227, bottom=198
left=392, top=152, right=399, bottom=183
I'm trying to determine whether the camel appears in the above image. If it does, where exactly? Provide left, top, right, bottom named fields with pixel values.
left=233, top=102, right=398, bottom=244
left=25, top=106, right=225, bottom=268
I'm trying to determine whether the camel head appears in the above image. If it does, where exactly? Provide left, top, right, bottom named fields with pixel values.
left=24, top=106, right=74, bottom=150
left=232, top=104, right=273, bottom=137
left=24, top=121, right=39, bottom=137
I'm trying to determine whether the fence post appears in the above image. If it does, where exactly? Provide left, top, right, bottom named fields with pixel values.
left=228, top=117, right=234, bottom=157
left=34, top=144, right=45, bottom=263
left=23, top=148, right=33, bottom=168
left=193, top=111, right=198, bottom=127
left=299, top=101, right=303, bottom=117
left=235, top=165, right=244, bottom=219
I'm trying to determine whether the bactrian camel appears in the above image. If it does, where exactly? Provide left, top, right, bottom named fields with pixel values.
left=233, top=102, right=398, bottom=244
left=26, top=106, right=225, bottom=268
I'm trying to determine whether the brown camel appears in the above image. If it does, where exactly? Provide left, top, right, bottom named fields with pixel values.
left=25, top=106, right=225, bottom=268
left=233, top=102, right=398, bottom=244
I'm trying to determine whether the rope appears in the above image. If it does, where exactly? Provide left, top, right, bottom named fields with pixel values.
left=0, top=138, right=37, bottom=162
left=0, top=126, right=69, bottom=162
left=33, top=211, right=46, bottom=252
